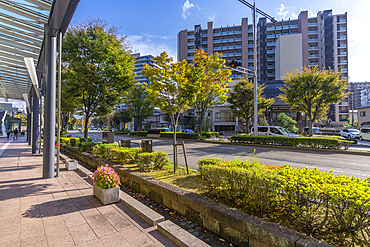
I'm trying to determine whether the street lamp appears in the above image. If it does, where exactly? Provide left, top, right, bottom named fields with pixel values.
left=237, top=0, right=276, bottom=136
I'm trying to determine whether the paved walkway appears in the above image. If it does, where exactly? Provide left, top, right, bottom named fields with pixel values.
left=0, top=137, right=176, bottom=247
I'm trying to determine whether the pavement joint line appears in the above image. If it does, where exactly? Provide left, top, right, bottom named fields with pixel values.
left=66, top=155, right=166, bottom=227
left=0, top=139, right=12, bottom=157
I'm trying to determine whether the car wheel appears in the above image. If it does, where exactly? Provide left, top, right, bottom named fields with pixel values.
left=360, top=136, right=363, bottom=141
left=348, top=135, right=351, bottom=139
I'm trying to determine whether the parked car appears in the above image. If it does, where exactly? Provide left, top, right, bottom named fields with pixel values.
left=181, top=129, right=195, bottom=133
left=359, top=127, right=370, bottom=141
left=338, top=129, right=360, bottom=139
left=157, top=128, right=171, bottom=132
left=303, top=127, right=322, bottom=135
left=251, top=126, right=298, bottom=137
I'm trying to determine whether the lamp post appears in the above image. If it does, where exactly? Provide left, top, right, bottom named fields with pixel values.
left=237, top=0, right=276, bottom=136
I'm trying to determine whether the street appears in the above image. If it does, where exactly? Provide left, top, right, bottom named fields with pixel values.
left=70, top=130, right=370, bottom=179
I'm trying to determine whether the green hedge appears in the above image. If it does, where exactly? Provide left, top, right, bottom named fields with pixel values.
left=78, top=137, right=92, bottom=143
left=229, top=135, right=353, bottom=149
left=79, top=142, right=97, bottom=152
left=198, top=157, right=370, bottom=245
left=114, top=130, right=130, bottom=135
left=92, top=143, right=118, bottom=159
left=159, top=132, right=199, bottom=139
left=136, top=151, right=170, bottom=171
left=136, top=131, right=147, bottom=136
left=202, top=132, right=219, bottom=138
left=110, top=147, right=142, bottom=164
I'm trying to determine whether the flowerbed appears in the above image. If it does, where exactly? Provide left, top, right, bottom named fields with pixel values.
left=199, top=157, right=370, bottom=246
left=229, top=134, right=353, bottom=149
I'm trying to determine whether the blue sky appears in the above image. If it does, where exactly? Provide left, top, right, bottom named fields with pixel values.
left=72, top=0, right=370, bottom=83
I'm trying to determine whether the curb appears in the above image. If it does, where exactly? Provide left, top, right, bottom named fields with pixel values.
left=60, top=152, right=209, bottom=247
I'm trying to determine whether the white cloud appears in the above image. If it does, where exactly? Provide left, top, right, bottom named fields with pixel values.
left=0, top=98, right=25, bottom=109
left=276, top=4, right=289, bottom=19
left=127, top=35, right=177, bottom=61
left=182, top=0, right=195, bottom=19
left=208, top=13, right=216, bottom=22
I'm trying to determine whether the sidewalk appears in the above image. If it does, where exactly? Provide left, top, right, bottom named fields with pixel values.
left=0, top=137, right=176, bottom=247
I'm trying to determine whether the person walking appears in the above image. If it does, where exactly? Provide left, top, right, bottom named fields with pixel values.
left=5, top=128, right=10, bottom=139
left=13, top=128, right=18, bottom=139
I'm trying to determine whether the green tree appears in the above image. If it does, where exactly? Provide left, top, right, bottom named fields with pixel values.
left=279, top=67, right=348, bottom=136
left=112, top=110, right=132, bottom=129
left=276, top=113, right=298, bottom=133
left=127, top=83, right=153, bottom=131
left=227, top=79, right=274, bottom=133
left=142, top=51, right=198, bottom=172
left=259, top=116, right=268, bottom=126
left=189, top=49, right=231, bottom=136
left=62, top=18, right=135, bottom=140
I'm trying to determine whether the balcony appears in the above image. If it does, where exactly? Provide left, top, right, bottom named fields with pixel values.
left=308, top=46, right=318, bottom=50
left=213, top=32, right=221, bottom=36
left=235, top=30, right=242, bottom=34
left=308, top=22, right=317, bottom=26
left=188, top=42, right=194, bottom=45
left=203, top=33, right=207, bottom=37
left=338, top=44, right=347, bottom=48
left=235, top=45, right=242, bottom=49
left=290, top=24, right=298, bottom=28
left=338, top=36, right=346, bottom=40
left=309, top=62, right=318, bottom=66
left=266, top=27, right=275, bottom=31
left=339, top=101, right=348, bottom=106
left=267, top=57, right=275, bottom=61
left=283, top=25, right=289, bottom=29
left=248, top=36, right=253, bottom=40
left=187, top=49, right=194, bottom=53
left=308, top=38, right=318, bottom=42
left=267, top=34, right=275, bottom=39
left=309, top=54, right=318, bottom=58
left=338, top=27, right=347, bottom=31
left=235, top=38, right=242, bottom=41
left=214, top=47, right=221, bottom=51
left=214, top=39, right=221, bottom=43
left=187, top=56, right=194, bottom=60
left=188, top=35, right=194, bottom=39
left=267, top=50, right=275, bottom=54
left=338, top=52, right=347, bottom=56
left=267, top=73, right=275, bottom=77
left=338, top=60, right=347, bottom=65
left=267, top=65, right=275, bottom=69
left=308, top=30, right=318, bottom=34
left=234, top=52, right=242, bottom=56
left=267, top=42, right=275, bottom=46
left=338, top=19, right=346, bottom=23
left=248, top=59, right=254, bottom=63
left=203, top=41, right=208, bottom=44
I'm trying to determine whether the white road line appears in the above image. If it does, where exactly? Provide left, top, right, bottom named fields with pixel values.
left=0, top=139, right=12, bottom=157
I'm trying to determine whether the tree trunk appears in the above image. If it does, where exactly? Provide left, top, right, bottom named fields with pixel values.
left=84, top=116, right=89, bottom=140
left=246, top=117, right=250, bottom=134
left=199, top=112, right=204, bottom=137
left=173, top=125, right=177, bottom=173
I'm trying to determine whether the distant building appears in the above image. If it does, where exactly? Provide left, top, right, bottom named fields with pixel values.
left=178, top=9, right=349, bottom=123
left=348, top=82, right=370, bottom=110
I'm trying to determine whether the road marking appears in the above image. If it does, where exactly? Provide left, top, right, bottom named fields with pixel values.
left=0, top=139, right=12, bottom=157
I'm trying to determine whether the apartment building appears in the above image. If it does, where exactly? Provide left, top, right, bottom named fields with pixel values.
left=178, top=9, right=349, bottom=124
left=348, top=82, right=370, bottom=110
left=114, top=53, right=153, bottom=112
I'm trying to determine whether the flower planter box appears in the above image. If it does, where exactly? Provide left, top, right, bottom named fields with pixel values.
left=65, top=159, right=78, bottom=170
left=93, top=185, right=119, bottom=205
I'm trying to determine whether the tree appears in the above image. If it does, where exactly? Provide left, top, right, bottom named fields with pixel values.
left=127, top=83, right=153, bottom=131
left=62, top=18, right=135, bottom=140
left=189, top=49, right=231, bottom=136
left=142, top=51, right=198, bottom=172
left=276, top=113, right=298, bottom=133
left=279, top=67, right=348, bottom=136
left=227, top=79, right=274, bottom=133
left=112, top=110, right=131, bottom=129
left=259, top=116, right=268, bottom=126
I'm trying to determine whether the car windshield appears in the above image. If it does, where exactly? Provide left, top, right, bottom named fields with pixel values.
left=278, top=127, right=289, bottom=133
left=348, top=129, right=359, bottom=133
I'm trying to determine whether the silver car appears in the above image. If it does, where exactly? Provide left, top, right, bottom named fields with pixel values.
left=338, top=129, right=360, bottom=139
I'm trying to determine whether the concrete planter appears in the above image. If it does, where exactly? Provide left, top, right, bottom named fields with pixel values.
left=93, top=185, right=119, bottom=205
left=66, top=159, right=78, bottom=170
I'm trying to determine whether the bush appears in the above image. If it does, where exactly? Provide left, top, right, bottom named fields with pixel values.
left=135, top=131, right=148, bottom=136
left=159, top=132, right=199, bottom=139
left=92, top=143, right=118, bottom=159
left=80, top=142, right=97, bottom=152
left=78, top=137, right=92, bottom=144
left=69, top=137, right=79, bottom=146
left=202, top=132, right=219, bottom=138
left=137, top=151, right=170, bottom=171
left=110, top=147, right=142, bottom=164
left=115, top=130, right=130, bottom=135
left=230, top=135, right=353, bottom=149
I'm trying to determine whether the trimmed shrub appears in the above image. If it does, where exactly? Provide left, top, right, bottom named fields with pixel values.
left=135, top=131, right=148, bottom=136
left=110, top=147, right=142, bottom=164
left=80, top=142, right=97, bottom=152
left=115, top=130, right=130, bottom=135
left=69, top=137, right=79, bottom=147
left=92, top=143, right=118, bottom=159
left=202, top=132, right=219, bottom=138
left=137, top=151, right=170, bottom=171
left=159, top=132, right=199, bottom=139
left=230, top=135, right=353, bottom=149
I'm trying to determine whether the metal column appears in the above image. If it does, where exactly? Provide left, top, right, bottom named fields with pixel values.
left=26, top=112, right=30, bottom=144
left=32, top=87, right=39, bottom=153
left=28, top=91, right=32, bottom=145
left=43, top=28, right=57, bottom=179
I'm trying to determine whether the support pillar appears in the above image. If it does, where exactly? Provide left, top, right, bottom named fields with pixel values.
left=32, top=87, right=39, bottom=153
left=28, top=91, right=32, bottom=145
left=43, top=28, right=57, bottom=179
left=26, top=112, right=30, bottom=143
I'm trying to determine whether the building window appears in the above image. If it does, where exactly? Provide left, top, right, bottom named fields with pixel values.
left=360, top=111, right=366, bottom=117
left=215, top=112, right=220, bottom=120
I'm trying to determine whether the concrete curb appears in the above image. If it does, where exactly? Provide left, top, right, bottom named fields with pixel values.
left=157, top=220, right=210, bottom=247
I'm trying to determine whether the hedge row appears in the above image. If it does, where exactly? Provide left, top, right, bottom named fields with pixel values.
left=159, top=132, right=199, bottom=139
left=199, top=158, right=370, bottom=245
left=60, top=136, right=92, bottom=147
left=114, top=130, right=130, bottom=135
left=129, top=131, right=148, bottom=136
left=229, top=135, right=353, bottom=149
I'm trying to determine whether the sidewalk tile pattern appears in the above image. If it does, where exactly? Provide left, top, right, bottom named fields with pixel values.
left=0, top=138, right=176, bottom=247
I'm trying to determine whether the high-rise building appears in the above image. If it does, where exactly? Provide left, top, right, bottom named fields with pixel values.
left=114, top=53, right=153, bottom=112
left=348, top=82, right=370, bottom=110
left=178, top=9, right=349, bottom=123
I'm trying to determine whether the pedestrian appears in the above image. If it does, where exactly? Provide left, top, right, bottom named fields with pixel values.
left=13, top=128, right=18, bottom=139
left=5, top=128, right=10, bottom=139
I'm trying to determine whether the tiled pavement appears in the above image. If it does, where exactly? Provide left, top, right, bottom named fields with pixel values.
left=0, top=137, right=177, bottom=247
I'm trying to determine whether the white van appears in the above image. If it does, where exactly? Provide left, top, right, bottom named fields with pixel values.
left=359, top=127, right=370, bottom=141
left=251, top=126, right=298, bottom=137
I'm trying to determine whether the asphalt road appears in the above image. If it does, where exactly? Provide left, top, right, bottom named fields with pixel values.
left=70, top=130, right=370, bottom=179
